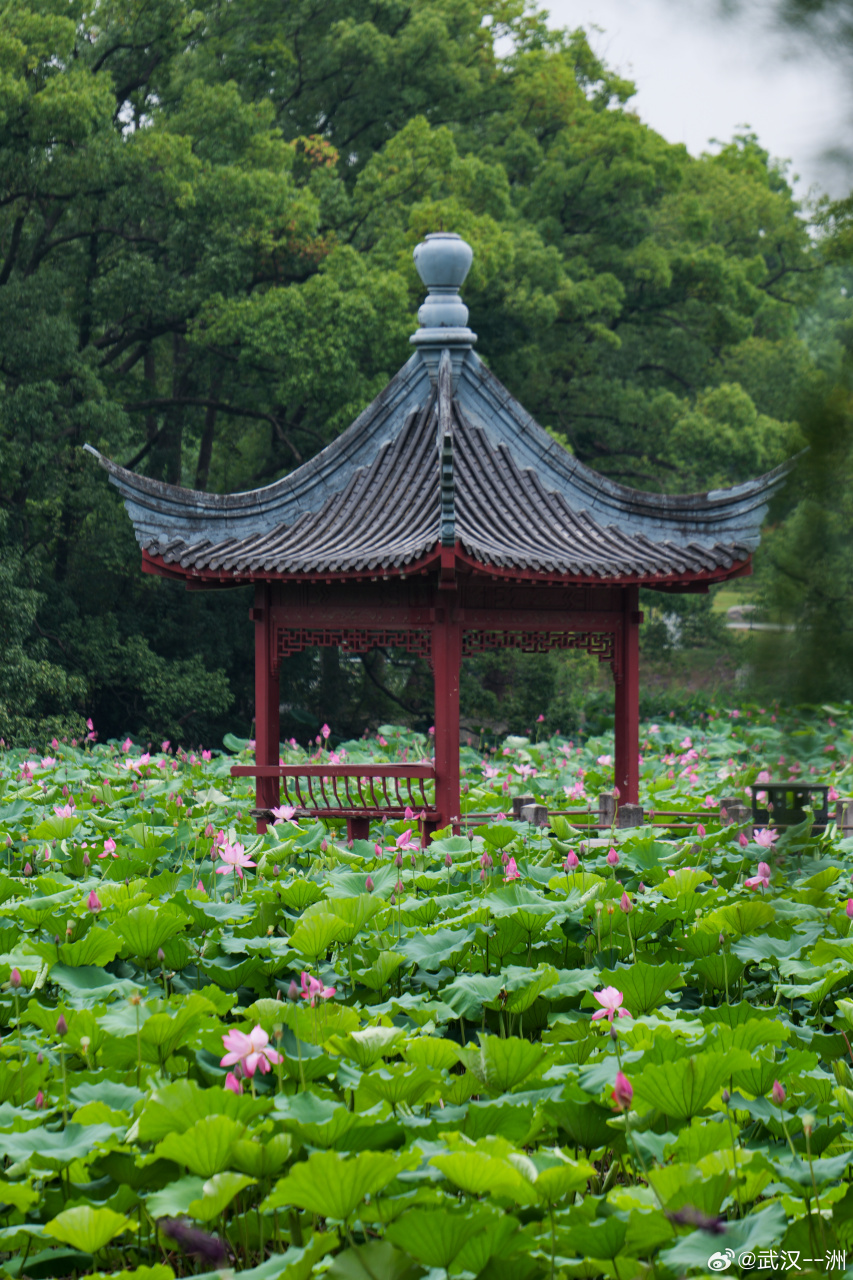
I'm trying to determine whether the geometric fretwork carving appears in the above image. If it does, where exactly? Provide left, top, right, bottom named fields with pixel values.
left=275, top=627, right=432, bottom=669
left=462, top=630, right=615, bottom=665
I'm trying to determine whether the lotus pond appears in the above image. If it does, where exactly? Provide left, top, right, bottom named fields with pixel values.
left=1, top=706, right=853, bottom=1280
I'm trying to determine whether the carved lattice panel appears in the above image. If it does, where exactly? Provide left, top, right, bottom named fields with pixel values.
left=463, top=630, right=615, bottom=665
left=275, top=627, right=432, bottom=667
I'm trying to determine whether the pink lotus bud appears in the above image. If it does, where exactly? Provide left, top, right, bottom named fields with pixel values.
left=480, top=852, right=493, bottom=869
left=197, top=880, right=204, bottom=892
left=36, top=1052, right=43, bottom=1064
left=565, top=850, right=579, bottom=869
left=846, top=899, right=853, bottom=919
left=375, top=843, right=382, bottom=858
left=697, top=823, right=706, bottom=838
left=501, top=851, right=510, bottom=865
left=320, top=839, right=328, bottom=854
left=224, top=1071, right=243, bottom=1095
left=56, top=1014, right=68, bottom=1037
left=87, top=889, right=102, bottom=913
left=204, top=823, right=215, bottom=838
left=445, top=853, right=453, bottom=868
left=394, top=879, right=403, bottom=895
left=620, top=891, right=632, bottom=914
left=157, top=948, right=165, bottom=963
left=365, top=876, right=374, bottom=892
left=606, top=848, right=619, bottom=866
left=480, top=869, right=486, bottom=883
left=288, top=980, right=299, bottom=1002
left=82, top=852, right=90, bottom=868
left=712, top=877, right=719, bottom=887
left=23, top=862, right=32, bottom=876
left=395, top=851, right=403, bottom=868
left=9, top=968, right=21, bottom=989
left=771, top=1079, right=786, bottom=1106
left=738, top=832, right=748, bottom=848
left=35, top=1090, right=44, bottom=1110
left=273, top=865, right=280, bottom=876
left=611, top=1071, right=633, bottom=1111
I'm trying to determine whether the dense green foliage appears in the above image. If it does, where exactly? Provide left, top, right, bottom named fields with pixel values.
left=0, top=0, right=826, bottom=744
left=0, top=706, right=852, bottom=1276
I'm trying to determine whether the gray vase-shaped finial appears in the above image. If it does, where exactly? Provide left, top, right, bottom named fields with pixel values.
left=410, top=232, right=477, bottom=384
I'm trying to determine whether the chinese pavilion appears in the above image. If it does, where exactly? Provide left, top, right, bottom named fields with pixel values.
left=87, top=233, right=786, bottom=835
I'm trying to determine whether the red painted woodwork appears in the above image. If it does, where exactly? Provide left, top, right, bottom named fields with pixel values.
left=432, top=596, right=463, bottom=832
left=253, top=582, right=281, bottom=830
left=614, top=586, right=641, bottom=806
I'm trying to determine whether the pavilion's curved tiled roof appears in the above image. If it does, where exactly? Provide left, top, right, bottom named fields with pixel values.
left=87, top=348, right=789, bottom=584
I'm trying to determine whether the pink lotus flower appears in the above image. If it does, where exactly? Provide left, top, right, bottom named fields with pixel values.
left=98, top=837, right=118, bottom=860
left=321, top=723, right=331, bottom=740
left=745, top=861, right=772, bottom=891
left=270, top=805, right=298, bottom=827
left=300, top=972, right=336, bottom=1006
left=202, top=749, right=212, bottom=761
left=536, top=714, right=545, bottom=723
left=596, top=754, right=612, bottom=767
left=504, top=857, right=521, bottom=882
left=40, top=757, right=56, bottom=769
left=754, top=828, right=778, bottom=849
left=592, top=986, right=631, bottom=1022
left=611, top=1071, right=633, bottom=1111
left=214, top=842, right=256, bottom=880
left=756, top=770, right=771, bottom=784
left=53, top=802, right=75, bottom=819
left=564, top=850, right=579, bottom=870
left=829, top=786, right=840, bottom=802
left=606, top=848, right=619, bottom=866
left=224, top=1071, right=243, bottom=1094
left=87, top=890, right=102, bottom=913
left=845, top=899, right=853, bottom=919
left=220, top=1025, right=282, bottom=1077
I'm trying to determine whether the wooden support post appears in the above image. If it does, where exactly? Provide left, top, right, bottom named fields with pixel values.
left=512, top=795, right=536, bottom=818
left=599, top=792, right=617, bottom=832
left=253, top=582, right=280, bottom=833
left=617, top=803, right=645, bottom=829
left=433, top=598, right=462, bottom=832
left=614, top=585, right=640, bottom=806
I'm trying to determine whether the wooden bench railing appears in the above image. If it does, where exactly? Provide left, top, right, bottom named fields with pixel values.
left=230, top=763, right=438, bottom=841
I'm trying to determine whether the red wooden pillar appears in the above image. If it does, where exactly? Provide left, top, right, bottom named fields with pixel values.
left=253, top=581, right=280, bottom=833
left=432, top=596, right=462, bottom=832
left=614, top=584, right=641, bottom=806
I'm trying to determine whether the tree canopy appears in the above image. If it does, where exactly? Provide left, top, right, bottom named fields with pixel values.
left=0, top=0, right=824, bottom=744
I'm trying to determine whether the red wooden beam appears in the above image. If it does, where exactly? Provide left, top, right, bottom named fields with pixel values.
left=231, top=764, right=435, bottom=778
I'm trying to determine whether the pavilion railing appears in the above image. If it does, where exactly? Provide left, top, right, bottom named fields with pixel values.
left=230, top=763, right=438, bottom=838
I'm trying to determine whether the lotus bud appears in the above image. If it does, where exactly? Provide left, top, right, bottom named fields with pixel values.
left=712, top=877, right=719, bottom=887
left=502, top=851, right=510, bottom=865
left=480, top=852, right=493, bottom=870
left=204, top=823, right=215, bottom=838
left=480, top=869, right=486, bottom=883
left=320, top=839, right=328, bottom=853
left=771, top=1080, right=786, bottom=1106
left=288, top=980, right=299, bottom=1002
left=365, top=876, right=374, bottom=892
left=82, top=852, right=90, bottom=868
left=638, top=882, right=646, bottom=894
left=224, top=1071, right=243, bottom=1095
left=611, top=1070, right=633, bottom=1111
left=197, top=880, right=205, bottom=893
left=620, top=891, right=632, bottom=914
left=395, top=879, right=403, bottom=895
left=696, top=823, right=706, bottom=838
left=394, top=851, right=403, bottom=868
left=721, top=1089, right=730, bottom=1104
left=375, top=843, right=382, bottom=858
left=87, top=889, right=102, bottom=913
left=9, top=968, right=20, bottom=989
left=738, top=832, right=748, bottom=848
left=23, top=862, right=32, bottom=876
left=846, top=899, right=853, bottom=919
left=56, top=1014, right=68, bottom=1037
left=565, top=850, right=579, bottom=869
left=157, top=947, right=165, bottom=963
left=36, top=1052, right=43, bottom=1064
left=445, top=853, right=453, bottom=868
left=35, top=1090, right=44, bottom=1110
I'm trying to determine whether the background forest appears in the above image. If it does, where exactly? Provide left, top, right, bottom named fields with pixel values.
left=1, top=0, right=851, bottom=748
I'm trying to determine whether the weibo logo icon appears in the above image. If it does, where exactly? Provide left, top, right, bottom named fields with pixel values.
left=707, top=1251, right=735, bottom=1272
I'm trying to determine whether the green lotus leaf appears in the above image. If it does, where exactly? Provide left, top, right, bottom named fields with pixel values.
left=187, top=1171, right=256, bottom=1222
left=113, top=903, right=188, bottom=961
left=459, top=1035, right=546, bottom=1094
left=355, top=950, right=404, bottom=990
left=358, top=1062, right=439, bottom=1108
left=632, top=1051, right=752, bottom=1120
left=384, top=1206, right=500, bottom=1270
left=327, top=1024, right=406, bottom=1069
left=45, top=1205, right=133, bottom=1252
left=288, top=912, right=346, bottom=963
left=132, top=1078, right=264, bottom=1142
left=154, top=1114, right=246, bottom=1177
left=404, top=1036, right=460, bottom=1071
left=262, top=1149, right=416, bottom=1219
left=693, top=953, right=746, bottom=990
left=597, top=961, right=684, bottom=1014
left=278, top=877, right=325, bottom=911
left=709, top=899, right=775, bottom=937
